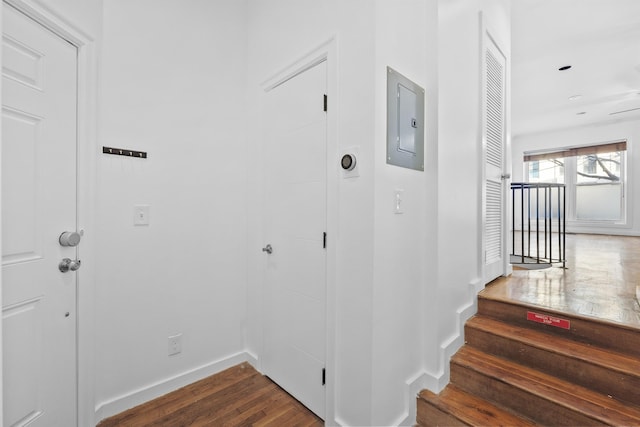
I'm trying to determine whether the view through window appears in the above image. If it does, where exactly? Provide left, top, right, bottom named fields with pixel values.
left=524, top=141, right=626, bottom=222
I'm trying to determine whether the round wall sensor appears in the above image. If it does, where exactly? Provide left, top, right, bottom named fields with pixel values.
left=341, top=154, right=356, bottom=171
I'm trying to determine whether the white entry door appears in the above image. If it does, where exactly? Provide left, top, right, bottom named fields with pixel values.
left=262, top=61, right=327, bottom=419
left=2, top=4, right=79, bottom=426
left=482, top=28, right=508, bottom=285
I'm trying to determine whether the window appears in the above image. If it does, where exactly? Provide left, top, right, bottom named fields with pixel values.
left=524, top=141, right=626, bottom=223
left=530, top=161, right=539, bottom=178
left=582, top=155, right=597, bottom=175
left=527, top=159, right=563, bottom=183
left=575, top=151, right=623, bottom=221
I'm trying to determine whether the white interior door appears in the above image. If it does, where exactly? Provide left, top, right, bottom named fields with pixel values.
left=483, top=29, right=508, bottom=284
left=2, top=4, right=79, bottom=426
left=262, top=61, right=327, bottom=419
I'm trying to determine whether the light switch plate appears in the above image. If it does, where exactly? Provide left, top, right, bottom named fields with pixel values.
left=134, top=205, right=150, bottom=226
left=394, top=190, right=404, bottom=214
left=168, top=333, right=182, bottom=356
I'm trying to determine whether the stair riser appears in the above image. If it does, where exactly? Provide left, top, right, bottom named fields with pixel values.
left=465, top=325, right=640, bottom=406
left=478, top=298, right=640, bottom=356
left=417, top=398, right=469, bottom=427
left=450, top=361, right=605, bottom=426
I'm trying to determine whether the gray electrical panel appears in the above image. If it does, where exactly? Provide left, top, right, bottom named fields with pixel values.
left=386, top=67, right=424, bottom=171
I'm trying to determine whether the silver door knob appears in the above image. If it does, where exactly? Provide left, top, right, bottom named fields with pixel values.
left=59, top=258, right=81, bottom=272
left=59, top=231, right=82, bottom=247
left=262, top=244, right=273, bottom=254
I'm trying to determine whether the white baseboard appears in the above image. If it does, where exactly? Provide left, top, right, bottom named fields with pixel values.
left=94, top=276, right=483, bottom=427
left=94, top=351, right=254, bottom=424
left=419, top=278, right=482, bottom=394
left=389, top=371, right=433, bottom=426
left=332, top=416, right=347, bottom=426
left=244, top=350, right=259, bottom=368
left=390, top=286, right=479, bottom=427
left=333, top=371, right=430, bottom=427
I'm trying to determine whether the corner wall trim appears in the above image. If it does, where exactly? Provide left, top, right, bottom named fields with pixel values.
left=94, top=351, right=253, bottom=423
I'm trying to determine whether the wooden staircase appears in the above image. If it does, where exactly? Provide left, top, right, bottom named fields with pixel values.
left=417, top=293, right=640, bottom=426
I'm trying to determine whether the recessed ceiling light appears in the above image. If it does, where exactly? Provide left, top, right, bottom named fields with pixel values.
left=559, top=65, right=572, bottom=71
left=568, top=95, right=582, bottom=101
left=576, top=111, right=586, bottom=115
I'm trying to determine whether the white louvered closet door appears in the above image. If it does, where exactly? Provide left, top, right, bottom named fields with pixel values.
left=483, top=29, right=507, bottom=284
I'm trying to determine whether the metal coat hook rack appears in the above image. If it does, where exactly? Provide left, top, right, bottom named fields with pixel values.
left=102, top=146, right=147, bottom=159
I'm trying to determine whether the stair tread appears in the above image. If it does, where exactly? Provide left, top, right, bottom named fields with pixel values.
left=453, top=346, right=640, bottom=425
left=419, top=385, right=537, bottom=427
left=467, top=315, right=640, bottom=376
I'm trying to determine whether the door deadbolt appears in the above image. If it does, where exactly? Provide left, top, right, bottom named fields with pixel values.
left=59, top=258, right=81, bottom=273
left=59, top=231, right=82, bottom=247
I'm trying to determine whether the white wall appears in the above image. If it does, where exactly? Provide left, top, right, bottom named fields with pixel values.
left=94, top=0, right=506, bottom=424
left=95, top=0, right=249, bottom=420
left=434, top=0, right=510, bottom=387
left=513, top=120, right=640, bottom=236
left=372, top=0, right=438, bottom=425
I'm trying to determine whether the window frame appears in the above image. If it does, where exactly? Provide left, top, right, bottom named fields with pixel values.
left=524, top=142, right=628, bottom=227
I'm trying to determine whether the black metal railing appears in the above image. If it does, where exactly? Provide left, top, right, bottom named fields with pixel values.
left=511, top=182, right=566, bottom=268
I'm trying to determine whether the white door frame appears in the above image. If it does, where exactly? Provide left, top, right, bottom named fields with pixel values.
left=259, top=37, right=337, bottom=425
left=0, top=1, right=97, bottom=425
left=479, top=13, right=512, bottom=285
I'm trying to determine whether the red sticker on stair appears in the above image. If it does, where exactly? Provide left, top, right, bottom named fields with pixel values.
left=527, top=311, right=571, bottom=329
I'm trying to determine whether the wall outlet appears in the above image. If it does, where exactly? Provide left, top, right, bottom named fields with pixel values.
left=134, top=204, right=150, bottom=226
left=168, top=333, right=182, bottom=356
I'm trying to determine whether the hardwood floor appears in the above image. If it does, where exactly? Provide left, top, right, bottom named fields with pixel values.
left=97, top=363, right=323, bottom=427
left=485, top=233, right=640, bottom=327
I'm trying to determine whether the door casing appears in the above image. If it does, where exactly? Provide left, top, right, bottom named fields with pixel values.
left=259, top=37, right=338, bottom=425
left=480, top=13, right=511, bottom=285
left=0, top=1, right=98, bottom=425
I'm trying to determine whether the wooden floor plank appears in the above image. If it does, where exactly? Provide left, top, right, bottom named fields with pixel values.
left=98, top=364, right=258, bottom=427
left=485, top=233, right=640, bottom=328
left=152, top=375, right=276, bottom=426
left=97, top=363, right=323, bottom=427
left=213, top=386, right=285, bottom=426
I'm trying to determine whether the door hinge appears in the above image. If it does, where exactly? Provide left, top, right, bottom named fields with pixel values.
left=322, top=368, right=326, bottom=386
left=323, top=232, right=327, bottom=249
left=323, top=94, right=328, bottom=112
